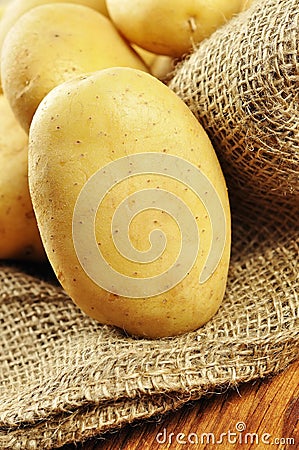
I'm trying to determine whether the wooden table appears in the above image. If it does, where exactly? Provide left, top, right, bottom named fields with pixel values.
left=62, top=358, right=298, bottom=449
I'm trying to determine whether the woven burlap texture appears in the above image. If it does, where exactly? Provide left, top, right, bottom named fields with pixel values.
left=169, top=0, right=299, bottom=206
left=1, top=0, right=299, bottom=448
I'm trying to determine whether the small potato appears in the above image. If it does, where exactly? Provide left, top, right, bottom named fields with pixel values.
left=29, top=67, right=231, bottom=338
left=1, top=3, right=148, bottom=131
left=0, top=94, right=45, bottom=261
left=150, top=55, right=174, bottom=81
left=131, top=45, right=157, bottom=67
left=132, top=45, right=175, bottom=81
left=107, top=0, right=247, bottom=57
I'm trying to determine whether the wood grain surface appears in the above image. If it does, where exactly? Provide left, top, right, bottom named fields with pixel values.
left=61, top=358, right=299, bottom=449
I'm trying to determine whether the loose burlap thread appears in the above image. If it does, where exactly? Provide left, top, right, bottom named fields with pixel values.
left=1, top=0, right=298, bottom=448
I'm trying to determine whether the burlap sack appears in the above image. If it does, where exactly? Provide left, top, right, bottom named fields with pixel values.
left=0, top=0, right=298, bottom=448
left=169, top=0, right=299, bottom=207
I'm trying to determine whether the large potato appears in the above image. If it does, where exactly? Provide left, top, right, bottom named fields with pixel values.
left=106, top=0, right=247, bottom=57
left=0, top=95, right=45, bottom=261
left=0, top=0, right=109, bottom=92
left=29, top=67, right=231, bottom=338
left=1, top=3, right=148, bottom=132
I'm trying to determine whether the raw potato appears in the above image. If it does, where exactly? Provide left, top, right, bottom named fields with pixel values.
left=29, top=67, right=231, bottom=338
left=150, top=55, right=174, bottom=81
left=106, top=0, right=247, bottom=57
left=1, top=3, right=148, bottom=132
left=131, top=45, right=157, bottom=67
left=132, top=45, right=174, bottom=80
left=0, top=95, right=46, bottom=261
left=0, top=0, right=109, bottom=92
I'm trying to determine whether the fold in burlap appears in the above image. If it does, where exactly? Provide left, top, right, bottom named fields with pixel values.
left=169, top=0, right=299, bottom=206
left=1, top=0, right=299, bottom=448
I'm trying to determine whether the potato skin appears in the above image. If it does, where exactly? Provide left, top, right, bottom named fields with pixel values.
left=0, top=95, right=46, bottom=261
left=1, top=3, right=148, bottom=132
left=0, top=0, right=109, bottom=93
left=107, top=0, right=247, bottom=57
left=29, top=68, right=231, bottom=338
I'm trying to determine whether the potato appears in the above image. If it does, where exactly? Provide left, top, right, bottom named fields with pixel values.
left=131, top=45, right=174, bottom=80
left=106, top=0, right=246, bottom=57
left=131, top=45, right=157, bottom=67
left=1, top=3, right=148, bottom=132
left=0, top=94, right=46, bottom=261
left=28, top=67, right=231, bottom=338
left=150, top=55, right=174, bottom=81
left=0, top=0, right=109, bottom=93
